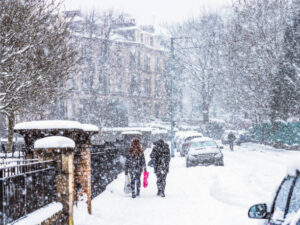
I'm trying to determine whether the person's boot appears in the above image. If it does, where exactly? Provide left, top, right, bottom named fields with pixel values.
left=157, top=190, right=161, bottom=196
left=132, top=192, right=136, bottom=198
left=160, top=191, right=165, bottom=197
left=136, top=188, right=140, bottom=196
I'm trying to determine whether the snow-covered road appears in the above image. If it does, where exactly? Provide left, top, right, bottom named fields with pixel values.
left=74, top=143, right=300, bottom=225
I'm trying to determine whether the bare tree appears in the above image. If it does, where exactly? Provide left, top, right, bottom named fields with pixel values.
left=0, top=0, right=77, bottom=152
left=224, top=0, right=290, bottom=122
left=172, top=12, right=225, bottom=123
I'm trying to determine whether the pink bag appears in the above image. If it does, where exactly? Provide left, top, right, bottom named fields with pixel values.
left=143, top=171, right=149, bottom=188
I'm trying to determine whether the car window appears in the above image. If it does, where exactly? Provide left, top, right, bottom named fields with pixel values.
left=272, top=176, right=295, bottom=221
left=191, top=141, right=217, bottom=149
left=288, top=174, right=300, bottom=215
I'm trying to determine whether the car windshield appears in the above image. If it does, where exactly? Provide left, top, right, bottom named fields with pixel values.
left=191, top=141, right=217, bottom=149
left=288, top=174, right=300, bottom=215
left=272, top=176, right=295, bottom=221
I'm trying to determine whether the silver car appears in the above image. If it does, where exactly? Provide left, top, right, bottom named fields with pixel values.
left=186, top=137, right=224, bottom=167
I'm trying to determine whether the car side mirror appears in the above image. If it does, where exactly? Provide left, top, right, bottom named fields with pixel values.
left=248, top=203, right=268, bottom=219
left=219, top=146, right=224, bottom=149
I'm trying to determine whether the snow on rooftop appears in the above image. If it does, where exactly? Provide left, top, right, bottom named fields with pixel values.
left=15, top=120, right=99, bottom=132
left=15, top=120, right=82, bottom=130
left=34, top=136, right=75, bottom=149
left=82, top=124, right=99, bottom=132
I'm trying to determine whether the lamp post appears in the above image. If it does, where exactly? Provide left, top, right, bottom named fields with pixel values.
left=170, top=37, right=175, bottom=157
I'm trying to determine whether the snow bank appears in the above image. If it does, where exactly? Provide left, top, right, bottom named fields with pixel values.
left=34, top=136, right=75, bottom=149
left=286, top=159, right=300, bottom=176
left=10, top=202, right=62, bottom=225
left=15, top=120, right=99, bottom=132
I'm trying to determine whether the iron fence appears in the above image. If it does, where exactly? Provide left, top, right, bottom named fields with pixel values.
left=91, top=143, right=124, bottom=199
left=0, top=160, right=56, bottom=225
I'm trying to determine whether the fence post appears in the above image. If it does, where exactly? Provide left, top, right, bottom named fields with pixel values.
left=74, top=145, right=92, bottom=215
left=35, top=141, right=75, bottom=225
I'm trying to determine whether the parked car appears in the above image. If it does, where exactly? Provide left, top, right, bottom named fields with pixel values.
left=174, top=131, right=203, bottom=153
left=179, top=134, right=204, bottom=157
left=221, top=130, right=253, bottom=145
left=186, top=137, right=224, bottom=167
left=235, top=131, right=254, bottom=145
left=248, top=169, right=300, bottom=225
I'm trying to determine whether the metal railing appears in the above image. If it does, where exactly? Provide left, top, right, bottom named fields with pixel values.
left=0, top=145, right=26, bottom=159
left=91, top=143, right=124, bottom=199
left=0, top=160, right=56, bottom=225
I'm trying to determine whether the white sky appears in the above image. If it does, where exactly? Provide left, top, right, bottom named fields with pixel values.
left=63, top=0, right=231, bottom=25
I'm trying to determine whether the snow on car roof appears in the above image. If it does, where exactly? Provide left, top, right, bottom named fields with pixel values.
left=34, top=136, right=75, bottom=149
left=175, top=131, right=203, bottom=139
left=121, top=131, right=142, bottom=136
left=189, top=137, right=214, bottom=143
left=102, top=127, right=153, bottom=132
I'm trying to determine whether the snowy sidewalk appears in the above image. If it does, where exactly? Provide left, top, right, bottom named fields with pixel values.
left=74, top=144, right=300, bottom=225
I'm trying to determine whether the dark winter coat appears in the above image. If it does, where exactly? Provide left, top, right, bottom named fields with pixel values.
left=125, top=151, right=146, bottom=175
left=150, top=140, right=171, bottom=175
left=228, top=133, right=236, bottom=143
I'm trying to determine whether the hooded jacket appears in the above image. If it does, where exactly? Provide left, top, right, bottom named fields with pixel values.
left=150, top=140, right=171, bottom=175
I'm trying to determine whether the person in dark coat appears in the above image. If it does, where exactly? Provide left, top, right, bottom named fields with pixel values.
left=125, top=138, right=147, bottom=198
left=228, top=131, right=236, bottom=151
left=150, top=139, right=171, bottom=197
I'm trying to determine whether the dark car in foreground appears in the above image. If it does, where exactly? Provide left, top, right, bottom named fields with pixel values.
left=248, top=169, right=300, bottom=225
left=186, top=137, right=224, bottom=167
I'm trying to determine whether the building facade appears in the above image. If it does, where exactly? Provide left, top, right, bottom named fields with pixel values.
left=62, top=11, right=171, bottom=127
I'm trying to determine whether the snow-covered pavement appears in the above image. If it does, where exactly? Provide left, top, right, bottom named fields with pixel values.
left=74, top=143, right=300, bottom=225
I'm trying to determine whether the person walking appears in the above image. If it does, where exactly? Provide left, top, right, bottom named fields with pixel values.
left=228, top=131, right=236, bottom=151
left=150, top=139, right=170, bottom=197
left=125, top=138, right=147, bottom=198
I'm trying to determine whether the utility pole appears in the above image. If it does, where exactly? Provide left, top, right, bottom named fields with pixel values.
left=170, top=37, right=175, bottom=157
left=170, top=36, right=192, bottom=157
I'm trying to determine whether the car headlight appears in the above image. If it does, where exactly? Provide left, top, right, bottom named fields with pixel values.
left=215, top=153, right=223, bottom=159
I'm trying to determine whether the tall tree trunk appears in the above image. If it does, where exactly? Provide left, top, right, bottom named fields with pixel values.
left=7, top=112, right=15, bottom=153
left=202, top=102, right=209, bottom=123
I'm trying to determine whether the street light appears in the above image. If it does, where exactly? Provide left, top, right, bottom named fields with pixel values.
left=170, top=36, right=192, bottom=158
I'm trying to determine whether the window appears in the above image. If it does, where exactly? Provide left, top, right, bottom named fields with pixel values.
left=150, top=37, right=153, bottom=46
left=137, top=52, right=141, bottom=68
left=288, top=174, right=300, bottom=214
left=191, top=141, right=217, bottom=149
left=117, top=73, right=123, bottom=93
left=81, top=73, right=89, bottom=90
left=129, top=52, right=136, bottom=69
left=144, top=78, right=151, bottom=96
left=144, top=55, right=150, bottom=72
left=129, top=75, right=140, bottom=96
left=140, top=34, right=144, bottom=43
left=117, top=51, right=123, bottom=67
left=155, top=58, right=160, bottom=73
left=272, top=176, right=295, bottom=221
